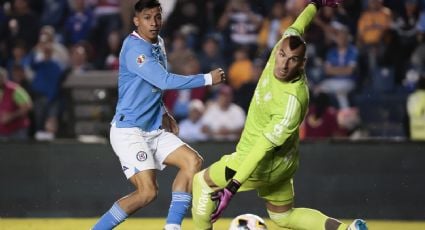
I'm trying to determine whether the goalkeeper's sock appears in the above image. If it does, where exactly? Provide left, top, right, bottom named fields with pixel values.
left=165, top=192, right=192, bottom=227
left=92, top=202, right=128, bottom=230
left=268, top=208, right=348, bottom=230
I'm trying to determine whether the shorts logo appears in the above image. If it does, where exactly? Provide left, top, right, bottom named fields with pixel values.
left=136, top=151, right=148, bottom=161
left=136, top=54, right=145, bottom=66
left=122, top=166, right=129, bottom=171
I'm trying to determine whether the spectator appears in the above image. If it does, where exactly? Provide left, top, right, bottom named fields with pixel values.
left=97, top=30, right=121, bottom=70
left=11, top=64, right=31, bottom=93
left=34, top=25, right=70, bottom=70
left=217, top=0, right=262, bottom=58
left=6, top=40, right=33, bottom=80
left=257, top=1, right=293, bottom=57
left=63, top=0, right=94, bottom=46
left=40, top=0, right=69, bottom=30
left=30, top=42, right=64, bottom=141
left=2, top=0, right=40, bottom=51
left=90, top=0, right=122, bottom=54
left=356, top=0, right=392, bottom=85
left=407, top=76, right=425, bottom=140
left=234, top=58, right=263, bottom=113
left=393, top=0, right=420, bottom=59
left=301, top=92, right=346, bottom=139
left=228, top=46, right=253, bottom=90
left=68, top=41, right=94, bottom=75
left=316, top=22, right=358, bottom=108
left=197, top=34, right=227, bottom=73
left=161, top=0, right=208, bottom=48
left=178, top=99, right=207, bottom=142
left=201, top=85, right=245, bottom=141
left=0, top=67, right=32, bottom=140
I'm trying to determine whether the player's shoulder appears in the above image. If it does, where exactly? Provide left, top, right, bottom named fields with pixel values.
left=124, top=32, right=152, bottom=53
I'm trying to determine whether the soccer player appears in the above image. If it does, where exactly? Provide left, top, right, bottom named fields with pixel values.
left=91, top=1, right=225, bottom=230
left=191, top=1, right=368, bottom=230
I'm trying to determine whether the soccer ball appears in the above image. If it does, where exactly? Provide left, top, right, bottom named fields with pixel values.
left=228, top=213, right=268, bottom=230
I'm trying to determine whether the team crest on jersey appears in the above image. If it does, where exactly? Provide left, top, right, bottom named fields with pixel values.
left=136, top=151, right=148, bottom=161
left=136, top=54, right=146, bottom=66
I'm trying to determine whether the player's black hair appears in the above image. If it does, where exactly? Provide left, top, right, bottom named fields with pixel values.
left=134, top=0, right=161, bottom=13
left=288, top=36, right=306, bottom=51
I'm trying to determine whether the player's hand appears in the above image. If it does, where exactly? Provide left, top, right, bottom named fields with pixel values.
left=310, top=0, right=342, bottom=8
left=162, top=112, right=179, bottom=135
left=211, top=179, right=241, bottom=223
left=210, top=68, right=226, bottom=85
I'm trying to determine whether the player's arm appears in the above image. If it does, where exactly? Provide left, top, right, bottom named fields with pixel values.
left=284, top=0, right=341, bottom=38
left=211, top=94, right=303, bottom=222
left=126, top=49, right=224, bottom=90
left=161, top=102, right=179, bottom=134
left=233, top=94, right=303, bottom=183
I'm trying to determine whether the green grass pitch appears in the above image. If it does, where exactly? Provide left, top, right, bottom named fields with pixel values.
left=1, top=218, right=425, bottom=229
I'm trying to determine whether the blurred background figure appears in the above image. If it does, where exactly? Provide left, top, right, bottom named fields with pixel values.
left=257, top=0, right=292, bottom=58
left=34, top=25, right=70, bottom=70
left=178, top=99, right=207, bottom=143
left=407, top=76, right=425, bottom=140
left=234, top=58, right=263, bottom=114
left=30, top=42, right=64, bottom=141
left=217, top=0, right=262, bottom=59
left=0, top=67, right=32, bottom=141
left=201, top=85, right=245, bottom=141
left=197, top=34, right=227, bottom=73
left=356, top=0, right=392, bottom=88
left=301, top=92, right=347, bottom=140
left=316, top=22, right=358, bottom=108
left=228, top=46, right=253, bottom=91
left=164, top=50, right=208, bottom=122
left=63, top=0, right=94, bottom=46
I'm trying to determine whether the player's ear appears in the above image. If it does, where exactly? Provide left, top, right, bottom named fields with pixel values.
left=133, top=16, right=139, bottom=27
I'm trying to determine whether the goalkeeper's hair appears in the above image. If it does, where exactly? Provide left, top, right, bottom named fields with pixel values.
left=134, top=0, right=161, bottom=13
left=288, top=36, right=306, bottom=51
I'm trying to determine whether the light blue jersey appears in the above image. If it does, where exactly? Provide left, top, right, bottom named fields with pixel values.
left=112, top=31, right=211, bottom=131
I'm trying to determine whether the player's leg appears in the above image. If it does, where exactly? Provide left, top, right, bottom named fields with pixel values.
left=92, top=126, right=159, bottom=230
left=162, top=144, right=203, bottom=230
left=192, top=156, right=233, bottom=230
left=92, top=170, right=158, bottom=230
left=261, top=179, right=367, bottom=230
left=156, top=131, right=203, bottom=230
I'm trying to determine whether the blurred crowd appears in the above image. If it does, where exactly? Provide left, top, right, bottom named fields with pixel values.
left=1, top=0, right=425, bottom=142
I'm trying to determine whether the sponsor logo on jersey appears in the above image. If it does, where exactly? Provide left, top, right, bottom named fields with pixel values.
left=136, top=151, right=148, bottom=161
left=196, top=188, right=211, bottom=216
left=136, top=54, right=145, bottom=66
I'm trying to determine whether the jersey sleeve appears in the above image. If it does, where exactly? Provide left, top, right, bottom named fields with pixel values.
left=232, top=134, right=275, bottom=183
left=283, top=4, right=318, bottom=38
left=125, top=47, right=209, bottom=90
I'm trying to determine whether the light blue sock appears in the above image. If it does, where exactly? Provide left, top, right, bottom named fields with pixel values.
left=166, top=192, right=192, bottom=225
left=92, top=202, right=128, bottom=230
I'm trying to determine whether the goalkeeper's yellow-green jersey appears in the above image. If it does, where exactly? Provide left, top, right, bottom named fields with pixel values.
left=227, top=4, right=317, bottom=185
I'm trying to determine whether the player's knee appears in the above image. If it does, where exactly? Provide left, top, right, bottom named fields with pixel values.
left=135, top=186, right=158, bottom=205
left=268, top=209, right=293, bottom=227
left=186, top=153, right=203, bottom=173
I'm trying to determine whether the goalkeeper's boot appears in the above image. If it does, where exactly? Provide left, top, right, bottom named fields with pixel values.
left=348, top=219, right=368, bottom=230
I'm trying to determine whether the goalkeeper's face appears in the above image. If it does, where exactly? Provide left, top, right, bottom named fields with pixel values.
left=274, top=36, right=306, bottom=82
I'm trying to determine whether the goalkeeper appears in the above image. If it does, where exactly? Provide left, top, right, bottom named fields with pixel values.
left=191, top=1, right=368, bottom=230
